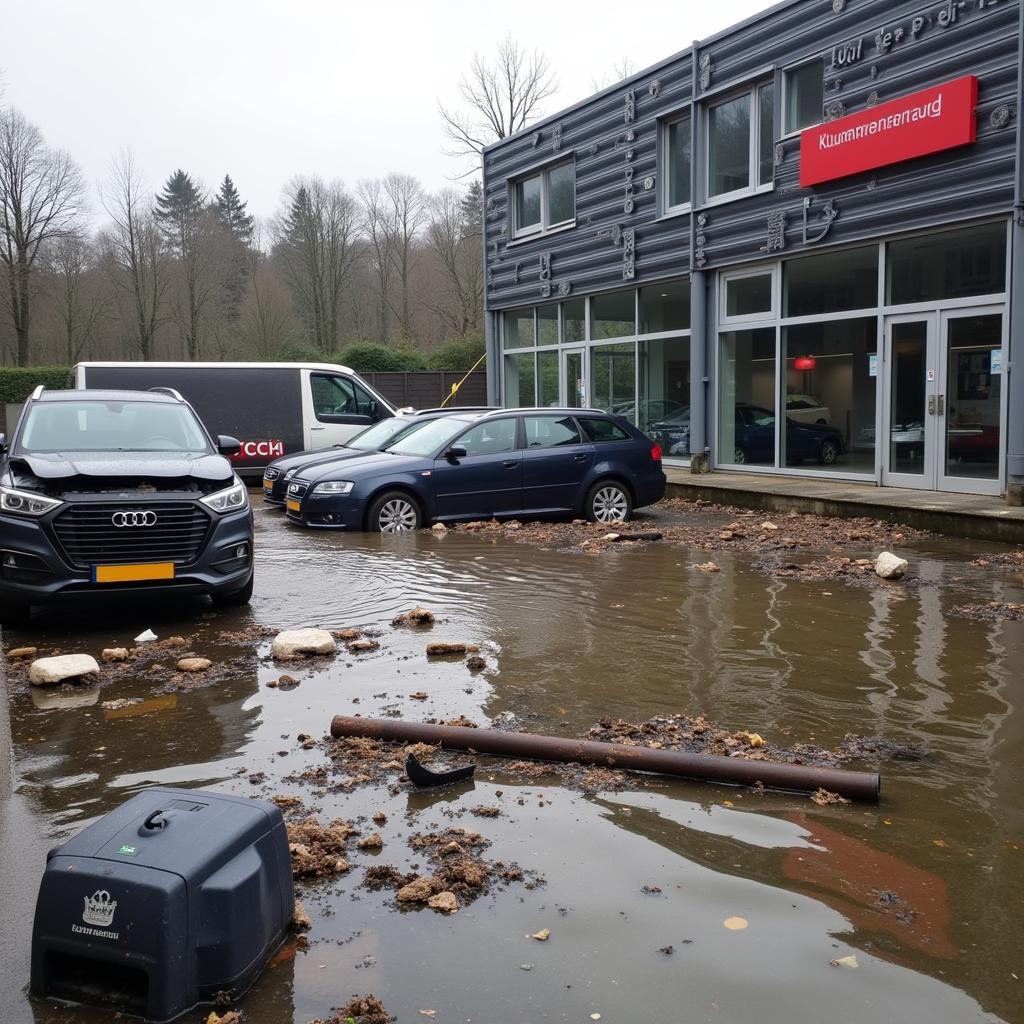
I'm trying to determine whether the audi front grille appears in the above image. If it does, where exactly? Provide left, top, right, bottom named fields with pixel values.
left=52, top=502, right=212, bottom=568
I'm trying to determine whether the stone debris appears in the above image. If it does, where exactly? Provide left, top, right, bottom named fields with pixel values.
left=396, top=875, right=434, bottom=903
left=347, top=638, right=380, bottom=653
left=271, top=628, right=336, bottom=660
left=309, top=995, right=394, bottom=1024
left=695, top=561, right=720, bottom=573
left=426, top=642, right=467, bottom=656
left=356, top=832, right=384, bottom=850
left=466, top=654, right=487, bottom=672
left=29, top=654, right=100, bottom=687
left=391, top=607, right=436, bottom=627
left=286, top=816, right=357, bottom=878
left=950, top=600, right=1024, bottom=622
left=332, top=628, right=362, bottom=641
left=101, top=647, right=130, bottom=662
left=431, top=522, right=448, bottom=534
left=875, top=551, right=909, bottom=580
left=290, top=898, right=311, bottom=930
left=6, top=646, right=37, bottom=659
left=101, top=697, right=142, bottom=711
left=176, top=657, right=211, bottom=673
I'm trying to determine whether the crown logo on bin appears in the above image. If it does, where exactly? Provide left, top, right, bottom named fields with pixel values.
left=82, top=889, right=118, bottom=927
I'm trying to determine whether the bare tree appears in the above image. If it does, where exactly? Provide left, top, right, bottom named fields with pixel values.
left=590, top=58, right=637, bottom=93
left=383, top=173, right=427, bottom=340
left=273, top=176, right=358, bottom=354
left=47, top=230, right=109, bottom=363
left=438, top=34, right=558, bottom=174
left=426, top=186, right=483, bottom=338
left=356, top=178, right=394, bottom=341
left=237, top=223, right=300, bottom=359
left=0, top=106, right=85, bottom=364
left=99, top=151, right=169, bottom=358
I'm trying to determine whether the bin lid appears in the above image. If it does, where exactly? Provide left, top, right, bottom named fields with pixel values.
left=54, top=788, right=279, bottom=881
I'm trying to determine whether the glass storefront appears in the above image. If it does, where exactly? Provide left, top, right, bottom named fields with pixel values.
left=591, top=342, right=636, bottom=416
left=718, top=328, right=776, bottom=465
left=640, top=337, right=691, bottom=456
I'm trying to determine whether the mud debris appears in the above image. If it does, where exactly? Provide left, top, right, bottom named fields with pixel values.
left=448, top=500, right=925, bottom=557
left=100, top=647, right=129, bottom=662
left=290, top=898, right=311, bottom=931
left=176, top=657, right=211, bottom=673
left=286, top=815, right=357, bottom=878
left=356, top=832, right=384, bottom=850
left=309, top=994, right=394, bottom=1024
left=811, top=788, right=851, bottom=806
left=466, top=654, right=487, bottom=672
left=426, top=642, right=468, bottom=656
left=348, top=638, right=380, bottom=653
left=949, top=601, right=1024, bottom=622
left=5, top=646, right=37, bottom=659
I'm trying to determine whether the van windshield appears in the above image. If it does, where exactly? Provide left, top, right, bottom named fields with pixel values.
left=385, top=417, right=468, bottom=458
left=18, top=401, right=211, bottom=454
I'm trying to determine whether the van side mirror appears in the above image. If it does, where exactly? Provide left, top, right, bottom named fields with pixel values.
left=446, top=445, right=467, bottom=461
left=0, top=433, right=7, bottom=454
left=369, top=400, right=379, bottom=419
left=216, top=435, right=241, bottom=457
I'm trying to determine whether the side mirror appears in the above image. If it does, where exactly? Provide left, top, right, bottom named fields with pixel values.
left=369, top=400, right=380, bottom=419
left=216, top=434, right=241, bottom=457
left=0, top=433, right=6, bottom=454
left=446, top=445, right=468, bottom=461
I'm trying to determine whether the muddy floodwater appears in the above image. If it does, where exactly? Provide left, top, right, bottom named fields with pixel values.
left=2, top=496, right=1023, bottom=1024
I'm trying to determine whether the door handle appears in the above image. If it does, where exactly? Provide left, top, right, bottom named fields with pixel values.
left=937, top=395, right=945, bottom=415
left=572, top=454, right=587, bottom=462
left=927, top=395, right=936, bottom=415
left=310, top=425, right=325, bottom=431
left=503, top=460, right=519, bottom=469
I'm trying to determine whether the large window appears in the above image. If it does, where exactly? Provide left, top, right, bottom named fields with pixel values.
left=537, top=304, right=559, bottom=344
left=663, top=111, right=692, bottom=212
left=718, top=328, right=776, bottom=465
left=706, top=81, right=774, bottom=201
left=512, top=160, right=576, bottom=238
left=784, top=246, right=878, bottom=317
left=591, top=290, right=636, bottom=339
left=639, top=280, right=691, bottom=334
left=887, top=222, right=1007, bottom=304
left=504, top=353, right=536, bottom=407
left=782, top=318, right=877, bottom=473
left=640, top=337, right=691, bottom=455
left=537, top=350, right=559, bottom=407
left=784, top=59, right=824, bottom=134
left=591, top=342, right=636, bottom=418
left=563, top=299, right=585, bottom=342
left=503, top=309, right=534, bottom=349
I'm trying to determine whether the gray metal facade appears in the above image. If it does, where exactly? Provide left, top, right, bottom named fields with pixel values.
left=482, top=0, right=1023, bottom=498
left=482, top=0, right=1019, bottom=308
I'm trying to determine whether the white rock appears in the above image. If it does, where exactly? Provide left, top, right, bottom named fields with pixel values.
left=271, top=628, right=336, bottom=660
left=134, top=629, right=157, bottom=643
left=874, top=551, right=909, bottom=580
left=29, top=654, right=100, bottom=687
left=431, top=522, right=448, bottom=534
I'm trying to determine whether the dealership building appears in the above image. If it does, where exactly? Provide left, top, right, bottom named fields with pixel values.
left=482, top=0, right=1024, bottom=502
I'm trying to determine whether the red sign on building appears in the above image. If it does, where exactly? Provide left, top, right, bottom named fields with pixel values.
left=800, top=76, right=978, bottom=188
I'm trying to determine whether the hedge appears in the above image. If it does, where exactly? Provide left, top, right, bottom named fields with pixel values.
left=334, top=343, right=428, bottom=373
left=0, top=367, right=73, bottom=404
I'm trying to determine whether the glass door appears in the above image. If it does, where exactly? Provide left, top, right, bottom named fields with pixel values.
left=882, top=314, right=938, bottom=489
left=938, top=308, right=1004, bottom=495
left=562, top=348, right=587, bottom=408
left=882, top=309, right=1006, bottom=494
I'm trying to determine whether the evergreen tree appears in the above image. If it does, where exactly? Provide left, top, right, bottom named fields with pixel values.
left=460, top=179, right=483, bottom=237
left=154, top=169, right=206, bottom=254
left=214, top=174, right=254, bottom=246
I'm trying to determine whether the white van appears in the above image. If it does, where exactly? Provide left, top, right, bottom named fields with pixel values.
left=73, top=362, right=398, bottom=476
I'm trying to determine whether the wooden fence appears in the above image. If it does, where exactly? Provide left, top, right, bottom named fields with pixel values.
left=361, top=371, right=488, bottom=410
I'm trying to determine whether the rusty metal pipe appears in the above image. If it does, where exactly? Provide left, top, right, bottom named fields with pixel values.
left=329, top=716, right=880, bottom=802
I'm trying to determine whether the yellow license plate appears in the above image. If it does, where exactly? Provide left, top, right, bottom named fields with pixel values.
left=93, top=562, right=175, bottom=583
left=286, top=499, right=301, bottom=513
left=262, top=477, right=273, bottom=490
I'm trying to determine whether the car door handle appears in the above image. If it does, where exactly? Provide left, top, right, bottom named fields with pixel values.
left=572, top=454, right=587, bottom=462
left=503, top=460, right=519, bottom=469
left=310, top=425, right=325, bottom=431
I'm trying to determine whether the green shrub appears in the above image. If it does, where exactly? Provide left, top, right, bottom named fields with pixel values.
left=0, top=367, right=73, bottom=404
left=426, top=336, right=485, bottom=371
left=335, top=343, right=427, bottom=373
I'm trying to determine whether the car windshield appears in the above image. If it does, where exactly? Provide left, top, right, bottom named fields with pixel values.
left=385, top=416, right=470, bottom=457
left=348, top=417, right=417, bottom=451
left=18, top=400, right=211, bottom=454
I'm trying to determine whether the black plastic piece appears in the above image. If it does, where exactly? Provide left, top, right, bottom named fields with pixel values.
left=405, top=751, right=475, bottom=788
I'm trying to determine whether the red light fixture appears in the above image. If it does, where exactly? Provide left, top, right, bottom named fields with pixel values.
left=794, top=356, right=817, bottom=371
left=651, top=443, right=663, bottom=462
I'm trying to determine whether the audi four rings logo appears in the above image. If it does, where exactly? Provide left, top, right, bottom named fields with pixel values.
left=111, top=511, right=158, bottom=528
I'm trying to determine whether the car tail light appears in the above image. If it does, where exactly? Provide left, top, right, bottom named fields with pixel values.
left=651, top=443, right=663, bottom=462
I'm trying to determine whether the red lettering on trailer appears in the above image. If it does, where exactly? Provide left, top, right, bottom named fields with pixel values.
left=232, top=440, right=285, bottom=460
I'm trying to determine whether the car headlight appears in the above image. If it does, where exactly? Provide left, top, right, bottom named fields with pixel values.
left=312, top=481, right=354, bottom=495
left=201, top=478, right=249, bottom=513
left=0, top=485, right=63, bottom=517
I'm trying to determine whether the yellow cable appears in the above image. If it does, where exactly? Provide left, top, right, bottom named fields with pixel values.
left=439, top=351, right=487, bottom=408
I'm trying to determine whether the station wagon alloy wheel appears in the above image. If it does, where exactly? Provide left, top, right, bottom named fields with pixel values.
left=588, top=483, right=632, bottom=524
left=372, top=494, right=420, bottom=533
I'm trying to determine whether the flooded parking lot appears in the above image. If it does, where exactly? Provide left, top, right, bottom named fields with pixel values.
left=2, top=495, right=1023, bottom=1024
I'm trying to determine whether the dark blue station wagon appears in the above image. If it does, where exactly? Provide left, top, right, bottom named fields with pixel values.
left=284, top=409, right=666, bottom=532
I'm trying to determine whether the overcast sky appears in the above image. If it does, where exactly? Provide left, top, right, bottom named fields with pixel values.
left=3, top=0, right=770, bottom=225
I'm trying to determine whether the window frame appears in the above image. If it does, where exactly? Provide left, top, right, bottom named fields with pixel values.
left=781, top=57, right=825, bottom=138
left=702, top=77, right=775, bottom=206
left=719, top=264, right=779, bottom=327
left=659, top=107, right=693, bottom=217
left=310, top=373, right=375, bottom=424
left=510, top=157, right=577, bottom=240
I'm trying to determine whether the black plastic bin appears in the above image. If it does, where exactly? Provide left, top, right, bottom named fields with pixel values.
left=31, top=786, right=294, bottom=1021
